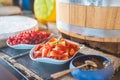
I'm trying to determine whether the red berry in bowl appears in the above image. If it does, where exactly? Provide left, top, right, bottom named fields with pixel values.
left=7, top=30, right=51, bottom=46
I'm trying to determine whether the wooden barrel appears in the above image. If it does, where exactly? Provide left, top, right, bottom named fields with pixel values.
left=57, top=0, right=120, bottom=55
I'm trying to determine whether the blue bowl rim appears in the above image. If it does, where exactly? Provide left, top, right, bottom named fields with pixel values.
left=70, top=54, right=113, bottom=72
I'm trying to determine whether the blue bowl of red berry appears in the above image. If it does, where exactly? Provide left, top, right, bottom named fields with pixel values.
left=7, top=30, right=52, bottom=49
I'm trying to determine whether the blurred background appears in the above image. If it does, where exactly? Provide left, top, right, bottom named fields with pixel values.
left=0, top=0, right=56, bottom=24
left=0, top=0, right=34, bottom=11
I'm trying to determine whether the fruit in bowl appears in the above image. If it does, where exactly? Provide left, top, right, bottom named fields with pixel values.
left=30, top=38, right=80, bottom=64
left=7, top=30, right=51, bottom=49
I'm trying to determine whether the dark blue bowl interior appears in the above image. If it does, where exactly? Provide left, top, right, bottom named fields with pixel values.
left=72, top=55, right=110, bottom=70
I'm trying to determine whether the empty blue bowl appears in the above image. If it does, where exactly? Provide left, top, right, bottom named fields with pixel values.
left=69, top=55, right=114, bottom=80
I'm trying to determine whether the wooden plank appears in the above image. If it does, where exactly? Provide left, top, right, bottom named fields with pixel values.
left=114, top=8, right=120, bottom=29
left=86, top=7, right=108, bottom=29
left=69, top=4, right=86, bottom=40
left=85, top=6, right=104, bottom=42
left=69, top=4, right=86, bottom=26
left=57, top=3, right=70, bottom=23
left=103, top=7, right=118, bottom=42
left=86, top=6, right=95, bottom=28
left=106, top=7, right=118, bottom=30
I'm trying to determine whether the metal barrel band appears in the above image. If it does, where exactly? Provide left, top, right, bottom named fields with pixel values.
left=57, top=0, right=120, bottom=7
left=57, top=19, right=120, bottom=38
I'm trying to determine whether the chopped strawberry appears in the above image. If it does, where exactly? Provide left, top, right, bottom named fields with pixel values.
left=32, top=38, right=79, bottom=60
left=61, top=55, right=69, bottom=60
left=41, top=48, right=48, bottom=57
left=33, top=51, right=42, bottom=58
left=49, top=50, right=58, bottom=57
left=69, top=48, right=75, bottom=56
left=35, top=45, right=42, bottom=51
left=48, top=38, right=57, bottom=42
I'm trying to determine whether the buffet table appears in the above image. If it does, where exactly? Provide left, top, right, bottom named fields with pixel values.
left=0, top=11, right=120, bottom=80
left=0, top=23, right=120, bottom=80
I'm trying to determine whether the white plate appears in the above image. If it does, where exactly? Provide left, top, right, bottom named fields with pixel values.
left=29, top=39, right=80, bottom=64
left=7, top=33, right=54, bottom=49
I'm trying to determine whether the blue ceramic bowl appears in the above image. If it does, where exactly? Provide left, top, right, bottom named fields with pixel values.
left=69, top=55, right=114, bottom=80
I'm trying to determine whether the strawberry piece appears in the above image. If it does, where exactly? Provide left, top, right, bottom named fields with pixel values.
left=69, top=48, right=75, bottom=56
left=35, top=45, right=42, bottom=51
left=33, top=51, right=42, bottom=58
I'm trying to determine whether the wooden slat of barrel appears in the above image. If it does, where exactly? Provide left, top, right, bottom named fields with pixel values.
left=114, top=8, right=120, bottom=43
left=69, top=4, right=86, bottom=40
left=103, top=7, right=118, bottom=42
left=106, top=7, right=117, bottom=30
left=85, top=6, right=104, bottom=42
left=115, top=8, right=120, bottom=29
left=57, top=3, right=86, bottom=40
left=69, top=4, right=86, bottom=27
left=57, top=3, right=70, bottom=23
left=86, top=7, right=107, bottom=29
left=114, top=8, right=120, bottom=47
